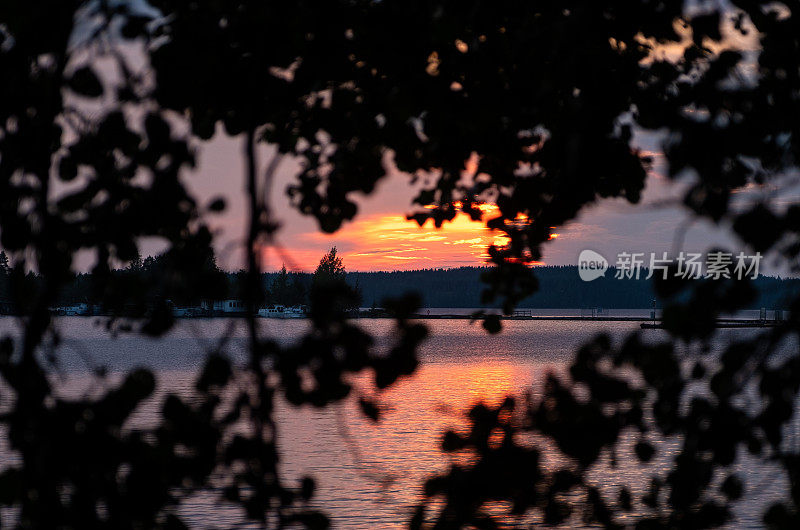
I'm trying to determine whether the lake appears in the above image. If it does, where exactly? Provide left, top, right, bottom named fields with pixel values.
left=0, top=317, right=794, bottom=528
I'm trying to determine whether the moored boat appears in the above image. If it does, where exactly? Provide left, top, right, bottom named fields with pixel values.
left=257, top=305, right=306, bottom=318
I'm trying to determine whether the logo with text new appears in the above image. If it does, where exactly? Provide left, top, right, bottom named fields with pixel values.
left=578, top=250, right=608, bottom=282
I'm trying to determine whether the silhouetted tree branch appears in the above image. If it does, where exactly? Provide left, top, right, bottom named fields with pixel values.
left=2, top=1, right=800, bottom=529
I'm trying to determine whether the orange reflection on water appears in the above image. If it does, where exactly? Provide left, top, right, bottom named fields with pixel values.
left=276, top=360, right=549, bottom=526
left=422, top=362, right=522, bottom=409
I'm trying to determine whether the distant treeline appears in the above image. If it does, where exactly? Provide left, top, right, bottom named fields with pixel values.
left=347, top=266, right=800, bottom=310
left=2, top=258, right=798, bottom=311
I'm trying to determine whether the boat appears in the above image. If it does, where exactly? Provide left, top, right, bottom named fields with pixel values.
left=57, top=303, right=89, bottom=316
left=257, top=305, right=305, bottom=319
left=172, top=307, right=200, bottom=318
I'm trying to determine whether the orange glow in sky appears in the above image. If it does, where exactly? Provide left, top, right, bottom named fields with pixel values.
left=271, top=207, right=517, bottom=271
left=263, top=203, right=564, bottom=271
left=314, top=212, right=508, bottom=270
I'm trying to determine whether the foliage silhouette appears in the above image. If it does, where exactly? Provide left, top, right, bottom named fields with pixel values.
left=0, top=0, right=799, bottom=529
left=312, top=247, right=361, bottom=310
left=313, top=248, right=346, bottom=287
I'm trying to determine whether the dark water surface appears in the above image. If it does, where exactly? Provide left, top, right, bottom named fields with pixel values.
left=0, top=317, right=794, bottom=528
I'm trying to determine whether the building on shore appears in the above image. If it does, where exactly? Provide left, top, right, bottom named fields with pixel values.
left=201, top=299, right=248, bottom=315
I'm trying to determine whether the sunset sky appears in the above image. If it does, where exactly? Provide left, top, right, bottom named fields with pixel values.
left=52, top=3, right=793, bottom=275
left=186, top=127, right=798, bottom=274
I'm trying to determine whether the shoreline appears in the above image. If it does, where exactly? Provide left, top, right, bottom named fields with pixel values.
left=1, top=313, right=783, bottom=328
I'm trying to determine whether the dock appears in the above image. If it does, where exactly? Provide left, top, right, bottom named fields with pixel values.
left=640, top=320, right=781, bottom=329
left=405, top=312, right=786, bottom=328
left=411, top=314, right=652, bottom=321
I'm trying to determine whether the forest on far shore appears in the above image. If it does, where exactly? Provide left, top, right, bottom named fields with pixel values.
left=349, top=266, right=800, bottom=310
left=2, top=251, right=796, bottom=311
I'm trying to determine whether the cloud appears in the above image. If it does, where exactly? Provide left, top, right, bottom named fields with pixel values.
left=273, top=210, right=507, bottom=271
left=180, top=130, right=786, bottom=273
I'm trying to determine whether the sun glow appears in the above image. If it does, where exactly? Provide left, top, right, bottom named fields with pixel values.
left=270, top=206, right=520, bottom=271
left=266, top=203, right=565, bottom=271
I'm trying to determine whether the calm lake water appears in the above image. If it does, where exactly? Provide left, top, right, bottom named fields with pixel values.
left=0, top=316, right=794, bottom=528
